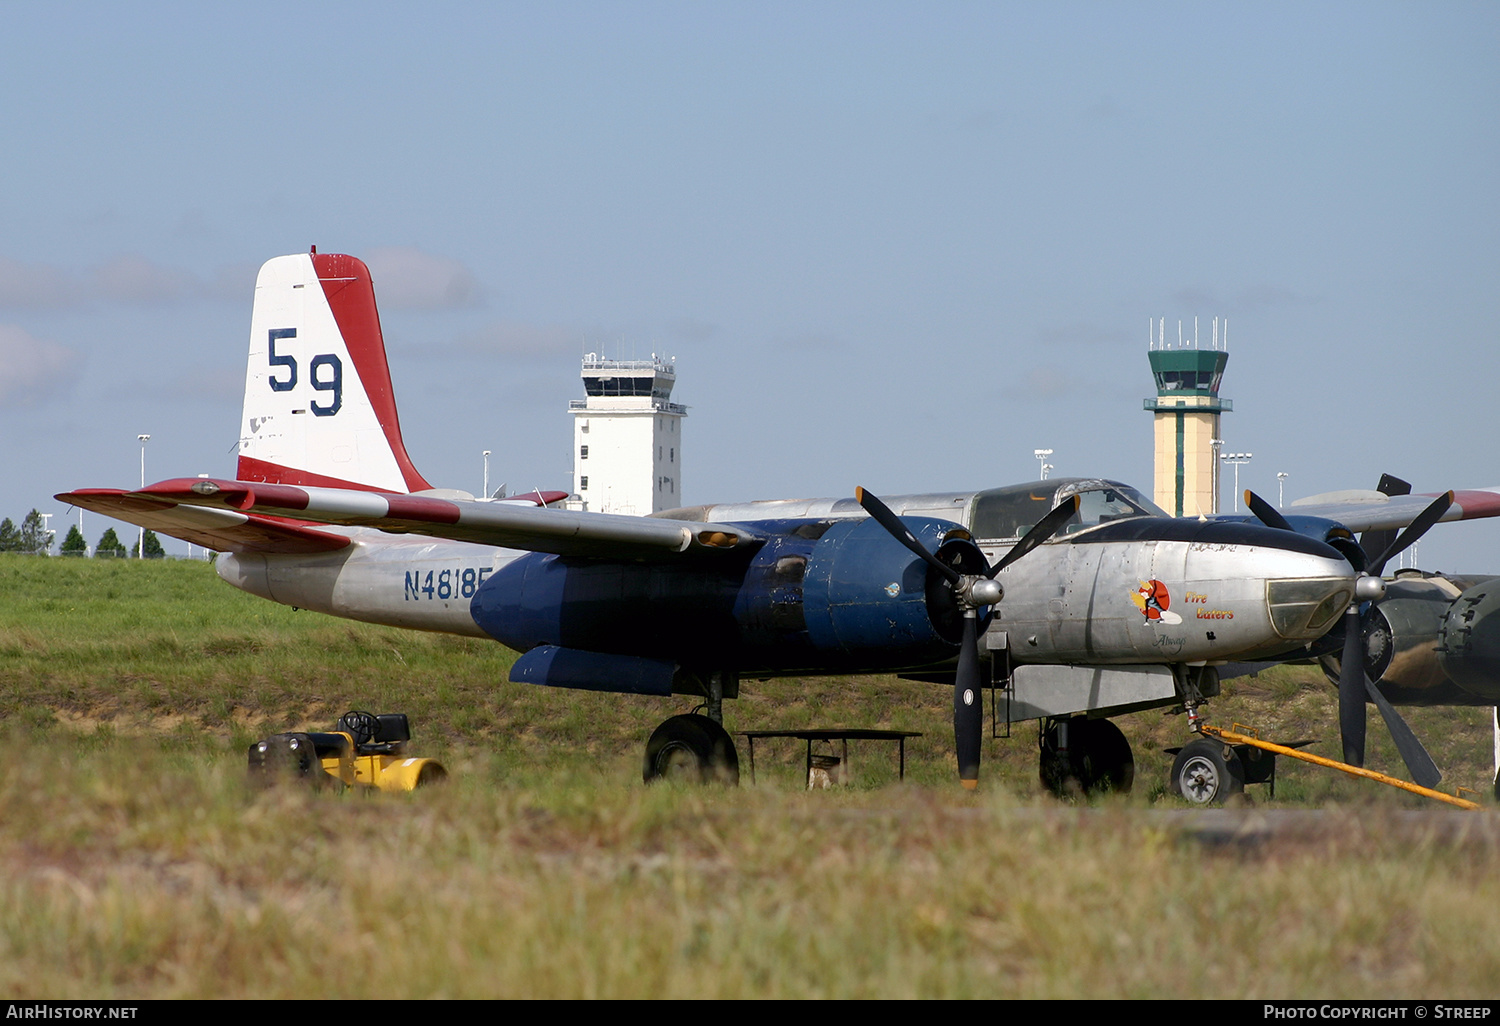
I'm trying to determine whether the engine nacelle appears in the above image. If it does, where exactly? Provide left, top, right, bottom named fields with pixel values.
left=1321, top=572, right=1500, bottom=705
left=1438, top=578, right=1500, bottom=702
left=472, top=515, right=978, bottom=685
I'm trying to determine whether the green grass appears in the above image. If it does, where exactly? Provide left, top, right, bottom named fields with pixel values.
left=2, top=554, right=1499, bottom=998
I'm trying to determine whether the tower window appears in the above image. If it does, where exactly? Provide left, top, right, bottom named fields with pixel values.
left=580, top=445, right=589, bottom=459
left=580, top=476, right=589, bottom=490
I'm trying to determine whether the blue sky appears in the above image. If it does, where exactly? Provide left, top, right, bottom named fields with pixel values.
left=3, top=1, right=1498, bottom=569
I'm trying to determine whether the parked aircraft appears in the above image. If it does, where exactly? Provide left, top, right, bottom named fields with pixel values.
left=58, top=251, right=1500, bottom=799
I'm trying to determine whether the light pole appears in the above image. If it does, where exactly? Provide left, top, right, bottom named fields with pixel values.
left=1034, top=449, right=1054, bottom=481
left=1210, top=438, right=1225, bottom=514
left=1277, top=471, right=1289, bottom=508
left=1220, top=452, right=1252, bottom=512
left=137, top=433, right=151, bottom=558
left=482, top=450, right=491, bottom=499
left=40, top=512, right=53, bottom=556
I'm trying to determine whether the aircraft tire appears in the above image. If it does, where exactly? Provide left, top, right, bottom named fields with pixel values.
left=1038, top=717, right=1135, bottom=796
left=643, top=714, right=740, bottom=785
left=1074, top=718, right=1135, bottom=794
left=1170, top=738, right=1245, bottom=806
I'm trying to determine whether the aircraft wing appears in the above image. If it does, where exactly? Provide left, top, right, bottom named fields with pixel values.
left=65, top=478, right=765, bottom=561
left=1284, top=487, right=1500, bottom=533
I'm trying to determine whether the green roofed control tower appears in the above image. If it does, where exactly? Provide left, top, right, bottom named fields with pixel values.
left=1144, top=317, right=1232, bottom=517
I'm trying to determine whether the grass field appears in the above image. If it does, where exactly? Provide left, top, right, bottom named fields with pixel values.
left=2, top=555, right=1498, bottom=998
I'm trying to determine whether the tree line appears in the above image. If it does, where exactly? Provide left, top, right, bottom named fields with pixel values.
left=0, top=510, right=164, bottom=557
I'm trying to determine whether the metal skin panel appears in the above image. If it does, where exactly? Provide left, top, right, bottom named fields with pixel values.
left=510, top=646, right=678, bottom=696
left=799, top=518, right=961, bottom=667
left=217, top=529, right=514, bottom=637
left=661, top=478, right=1101, bottom=534
left=470, top=517, right=965, bottom=677
left=1288, top=486, right=1500, bottom=534
left=1006, top=664, right=1180, bottom=721
left=133, top=476, right=753, bottom=562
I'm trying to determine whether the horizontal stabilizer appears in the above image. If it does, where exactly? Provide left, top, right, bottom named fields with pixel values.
left=56, top=489, right=352, bottom=555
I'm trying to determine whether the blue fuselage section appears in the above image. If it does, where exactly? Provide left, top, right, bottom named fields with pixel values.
left=471, top=517, right=964, bottom=675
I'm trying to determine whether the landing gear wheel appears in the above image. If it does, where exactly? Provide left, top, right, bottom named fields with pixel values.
left=643, top=714, right=740, bottom=785
left=1039, top=717, right=1135, bottom=796
left=1170, top=738, right=1245, bottom=805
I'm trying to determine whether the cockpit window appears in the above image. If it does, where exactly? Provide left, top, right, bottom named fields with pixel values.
left=971, top=480, right=1166, bottom=541
left=1063, top=486, right=1168, bottom=534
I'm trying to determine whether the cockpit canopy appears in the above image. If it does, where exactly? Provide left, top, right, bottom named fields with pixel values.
left=970, top=479, right=1167, bottom=541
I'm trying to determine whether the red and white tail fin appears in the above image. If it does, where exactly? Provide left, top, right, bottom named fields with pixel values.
left=237, top=251, right=431, bottom=493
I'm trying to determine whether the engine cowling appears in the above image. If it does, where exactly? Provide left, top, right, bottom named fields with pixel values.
left=1320, top=573, right=1500, bottom=705
left=1438, top=578, right=1500, bottom=702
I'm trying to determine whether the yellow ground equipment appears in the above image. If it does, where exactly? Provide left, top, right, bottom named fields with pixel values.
left=1197, top=721, right=1480, bottom=810
left=248, top=711, right=447, bottom=792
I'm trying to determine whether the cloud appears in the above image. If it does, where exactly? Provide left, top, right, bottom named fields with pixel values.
left=203, top=261, right=261, bottom=303
left=1000, top=364, right=1079, bottom=402
left=363, top=246, right=483, bottom=309
left=143, top=365, right=244, bottom=406
left=0, top=325, right=82, bottom=406
left=89, top=254, right=198, bottom=304
left=425, top=321, right=578, bottom=359
left=0, top=253, right=243, bottom=309
left=0, top=257, right=74, bottom=309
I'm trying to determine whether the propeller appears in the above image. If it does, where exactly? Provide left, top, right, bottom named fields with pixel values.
left=1244, top=488, right=1452, bottom=787
left=856, top=487, right=1079, bottom=788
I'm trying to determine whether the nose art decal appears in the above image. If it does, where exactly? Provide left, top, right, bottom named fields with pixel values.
left=1131, top=579, right=1183, bottom=625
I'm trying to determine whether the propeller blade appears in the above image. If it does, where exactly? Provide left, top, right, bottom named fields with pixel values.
left=988, top=495, right=1080, bottom=577
left=1363, top=674, right=1442, bottom=789
left=1251, top=479, right=1445, bottom=784
left=1245, top=490, right=1293, bottom=532
left=1339, top=607, right=1367, bottom=767
left=856, top=486, right=961, bottom=585
left=1367, top=491, right=1453, bottom=576
left=954, top=613, right=982, bottom=789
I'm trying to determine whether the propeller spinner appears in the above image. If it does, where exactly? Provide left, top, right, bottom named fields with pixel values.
left=856, top=487, right=1079, bottom=788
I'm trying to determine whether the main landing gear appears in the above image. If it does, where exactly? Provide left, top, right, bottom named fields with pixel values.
left=1038, top=716, right=1136, bottom=796
left=643, top=714, right=740, bottom=784
left=641, top=669, right=741, bottom=785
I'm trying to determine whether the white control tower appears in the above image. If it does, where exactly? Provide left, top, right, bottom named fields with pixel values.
left=569, top=354, right=686, bottom=515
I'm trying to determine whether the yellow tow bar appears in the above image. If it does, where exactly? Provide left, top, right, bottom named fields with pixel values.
left=1198, top=722, right=1482, bottom=811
